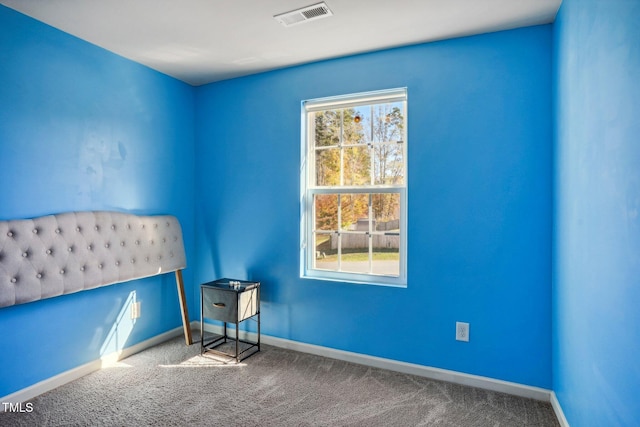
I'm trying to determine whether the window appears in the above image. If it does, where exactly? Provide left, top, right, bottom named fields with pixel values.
left=301, top=88, right=407, bottom=286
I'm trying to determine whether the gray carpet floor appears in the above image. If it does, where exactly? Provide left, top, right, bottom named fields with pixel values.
left=1, top=335, right=560, bottom=426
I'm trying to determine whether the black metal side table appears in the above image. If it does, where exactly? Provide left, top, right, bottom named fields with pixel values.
left=200, top=278, right=260, bottom=362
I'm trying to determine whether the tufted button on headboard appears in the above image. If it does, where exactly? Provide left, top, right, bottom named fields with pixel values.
left=0, top=211, right=186, bottom=308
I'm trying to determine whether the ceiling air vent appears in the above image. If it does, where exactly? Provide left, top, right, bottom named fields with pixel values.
left=274, top=2, right=333, bottom=27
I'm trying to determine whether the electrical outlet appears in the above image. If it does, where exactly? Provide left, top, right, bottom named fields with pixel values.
left=456, top=322, right=469, bottom=342
left=131, top=301, right=141, bottom=319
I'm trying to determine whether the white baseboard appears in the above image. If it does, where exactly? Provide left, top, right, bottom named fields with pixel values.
left=1, top=325, right=185, bottom=406
left=550, top=391, right=570, bottom=427
left=201, top=323, right=552, bottom=402
left=5, top=321, right=556, bottom=418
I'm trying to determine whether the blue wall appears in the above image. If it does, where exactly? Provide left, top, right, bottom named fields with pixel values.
left=195, top=26, right=553, bottom=388
left=0, top=6, right=196, bottom=397
left=553, top=0, right=640, bottom=425
left=1, top=2, right=557, bottom=402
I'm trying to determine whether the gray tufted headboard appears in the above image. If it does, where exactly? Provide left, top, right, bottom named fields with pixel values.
left=0, top=211, right=192, bottom=344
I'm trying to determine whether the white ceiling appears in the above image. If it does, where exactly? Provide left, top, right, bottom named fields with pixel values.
left=1, top=0, right=561, bottom=86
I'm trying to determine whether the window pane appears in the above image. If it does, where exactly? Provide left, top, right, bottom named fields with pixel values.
left=345, top=108, right=370, bottom=144
left=372, top=102, right=404, bottom=143
left=314, top=194, right=338, bottom=230
left=371, top=251, right=399, bottom=276
left=343, top=146, right=370, bottom=186
left=315, top=148, right=340, bottom=186
left=340, top=194, right=369, bottom=230
left=314, top=110, right=340, bottom=147
left=373, top=143, right=404, bottom=185
left=314, top=232, right=336, bottom=271
left=372, top=193, right=400, bottom=228
left=340, top=244, right=370, bottom=274
left=372, top=193, right=400, bottom=276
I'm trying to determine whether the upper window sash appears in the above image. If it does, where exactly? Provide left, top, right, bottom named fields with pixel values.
left=306, top=88, right=407, bottom=190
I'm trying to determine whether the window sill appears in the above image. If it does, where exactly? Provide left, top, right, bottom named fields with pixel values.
left=301, top=271, right=407, bottom=288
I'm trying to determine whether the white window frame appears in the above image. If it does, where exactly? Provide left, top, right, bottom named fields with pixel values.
left=300, top=88, right=408, bottom=287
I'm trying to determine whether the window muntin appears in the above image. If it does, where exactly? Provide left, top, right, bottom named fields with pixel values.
left=302, top=88, right=407, bottom=286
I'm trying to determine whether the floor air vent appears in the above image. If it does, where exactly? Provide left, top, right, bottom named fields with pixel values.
left=274, top=2, right=333, bottom=27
